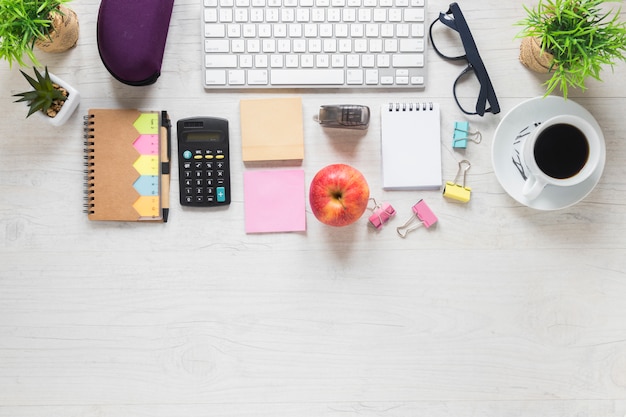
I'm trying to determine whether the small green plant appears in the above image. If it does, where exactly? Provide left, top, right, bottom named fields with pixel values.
left=517, top=0, right=626, bottom=97
left=13, top=66, right=68, bottom=118
left=0, top=0, right=71, bottom=67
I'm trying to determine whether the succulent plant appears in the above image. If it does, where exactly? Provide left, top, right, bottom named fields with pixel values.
left=13, top=66, right=68, bottom=118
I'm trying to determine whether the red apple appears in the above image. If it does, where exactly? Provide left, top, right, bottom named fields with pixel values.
left=309, top=164, right=370, bottom=227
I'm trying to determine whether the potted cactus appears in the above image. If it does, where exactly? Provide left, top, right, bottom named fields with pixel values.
left=13, top=66, right=80, bottom=126
left=517, top=0, right=626, bottom=98
left=0, top=0, right=79, bottom=67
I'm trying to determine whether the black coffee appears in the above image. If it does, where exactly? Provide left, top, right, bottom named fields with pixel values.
left=533, top=123, right=589, bottom=179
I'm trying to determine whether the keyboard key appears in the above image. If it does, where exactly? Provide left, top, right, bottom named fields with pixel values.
left=205, top=24, right=226, bottom=37
left=228, top=70, right=245, bottom=84
left=346, top=69, right=363, bottom=84
left=399, top=38, right=424, bottom=52
left=404, top=8, right=424, bottom=21
left=271, top=69, right=345, bottom=84
left=365, top=69, right=379, bottom=84
left=392, top=53, right=424, bottom=67
left=205, top=54, right=238, bottom=68
left=248, top=70, right=269, bottom=84
left=204, top=9, right=218, bottom=22
left=206, top=70, right=227, bottom=85
left=205, top=39, right=230, bottom=52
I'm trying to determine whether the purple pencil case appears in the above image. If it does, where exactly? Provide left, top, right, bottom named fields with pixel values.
left=97, top=0, right=175, bottom=86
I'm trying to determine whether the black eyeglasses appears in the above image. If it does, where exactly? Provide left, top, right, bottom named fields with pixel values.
left=429, top=3, right=500, bottom=116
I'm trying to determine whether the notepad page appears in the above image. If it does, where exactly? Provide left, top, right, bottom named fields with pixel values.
left=380, top=102, right=442, bottom=190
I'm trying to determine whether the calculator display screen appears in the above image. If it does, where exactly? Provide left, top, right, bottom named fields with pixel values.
left=186, top=131, right=222, bottom=142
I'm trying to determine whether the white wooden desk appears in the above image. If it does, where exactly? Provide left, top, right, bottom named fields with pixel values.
left=2, top=1, right=626, bottom=416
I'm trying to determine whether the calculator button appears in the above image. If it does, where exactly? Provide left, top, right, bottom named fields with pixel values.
left=205, top=154, right=214, bottom=159
left=194, top=155, right=203, bottom=160
left=215, top=154, right=225, bottom=159
left=183, top=150, right=193, bottom=159
left=217, top=187, right=226, bottom=202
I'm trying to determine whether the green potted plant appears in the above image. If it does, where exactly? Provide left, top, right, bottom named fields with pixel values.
left=0, top=0, right=79, bottom=67
left=13, top=66, right=80, bottom=126
left=517, top=0, right=626, bottom=98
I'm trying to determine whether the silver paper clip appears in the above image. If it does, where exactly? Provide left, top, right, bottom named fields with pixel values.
left=443, top=160, right=472, bottom=203
left=368, top=198, right=396, bottom=230
left=396, top=199, right=438, bottom=238
left=453, top=121, right=482, bottom=149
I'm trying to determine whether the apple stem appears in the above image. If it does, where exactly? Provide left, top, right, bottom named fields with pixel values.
left=331, top=191, right=346, bottom=208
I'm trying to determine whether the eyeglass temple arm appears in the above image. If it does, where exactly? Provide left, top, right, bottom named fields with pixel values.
left=448, top=3, right=501, bottom=115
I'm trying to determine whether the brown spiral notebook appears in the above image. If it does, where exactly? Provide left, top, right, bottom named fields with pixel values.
left=83, top=109, right=171, bottom=222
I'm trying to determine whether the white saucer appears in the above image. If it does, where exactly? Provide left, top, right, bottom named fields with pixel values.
left=492, top=96, right=606, bottom=210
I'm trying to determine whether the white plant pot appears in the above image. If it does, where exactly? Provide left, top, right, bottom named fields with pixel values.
left=41, top=73, right=81, bottom=127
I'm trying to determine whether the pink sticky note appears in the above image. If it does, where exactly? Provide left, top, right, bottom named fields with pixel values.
left=244, top=169, right=306, bottom=233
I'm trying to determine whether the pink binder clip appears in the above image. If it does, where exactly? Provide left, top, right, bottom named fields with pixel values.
left=396, top=199, right=438, bottom=238
left=368, top=198, right=396, bottom=230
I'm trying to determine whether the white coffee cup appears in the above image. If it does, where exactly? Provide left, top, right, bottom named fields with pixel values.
left=521, top=114, right=602, bottom=200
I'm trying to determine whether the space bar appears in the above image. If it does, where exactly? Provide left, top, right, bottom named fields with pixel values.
left=271, top=69, right=345, bottom=85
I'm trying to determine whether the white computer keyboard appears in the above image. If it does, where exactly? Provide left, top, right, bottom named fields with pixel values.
left=203, top=0, right=427, bottom=88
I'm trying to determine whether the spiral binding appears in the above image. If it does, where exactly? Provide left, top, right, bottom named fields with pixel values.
left=83, top=114, right=95, bottom=214
left=387, top=102, right=434, bottom=112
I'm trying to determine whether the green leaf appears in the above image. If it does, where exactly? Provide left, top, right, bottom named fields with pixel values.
left=0, top=0, right=70, bottom=67
left=516, top=0, right=626, bottom=98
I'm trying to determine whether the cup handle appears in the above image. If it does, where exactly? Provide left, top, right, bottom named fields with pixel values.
left=522, top=175, right=546, bottom=200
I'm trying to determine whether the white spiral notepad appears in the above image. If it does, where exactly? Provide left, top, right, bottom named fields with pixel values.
left=380, top=102, right=442, bottom=190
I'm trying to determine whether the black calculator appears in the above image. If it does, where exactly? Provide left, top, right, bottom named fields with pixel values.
left=177, top=117, right=231, bottom=207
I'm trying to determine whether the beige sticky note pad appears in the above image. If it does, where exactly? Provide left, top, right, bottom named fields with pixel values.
left=240, top=97, right=304, bottom=162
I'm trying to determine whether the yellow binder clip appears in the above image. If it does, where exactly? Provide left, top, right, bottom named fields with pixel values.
left=443, top=160, right=472, bottom=203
